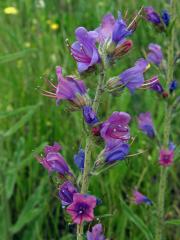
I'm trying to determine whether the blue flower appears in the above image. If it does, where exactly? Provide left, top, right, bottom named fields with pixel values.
left=74, top=148, right=85, bottom=171
left=82, top=106, right=99, bottom=126
left=161, top=10, right=170, bottom=26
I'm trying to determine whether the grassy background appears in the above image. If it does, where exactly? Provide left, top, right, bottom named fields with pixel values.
left=0, top=0, right=179, bottom=239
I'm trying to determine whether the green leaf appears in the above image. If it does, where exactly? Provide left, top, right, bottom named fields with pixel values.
left=0, top=105, right=40, bottom=119
left=120, top=198, right=154, bottom=240
left=165, top=219, right=180, bottom=225
left=0, top=49, right=36, bottom=64
left=10, top=179, right=46, bottom=234
left=3, top=103, right=42, bottom=137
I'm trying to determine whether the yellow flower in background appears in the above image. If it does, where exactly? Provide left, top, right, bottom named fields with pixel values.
left=4, top=7, right=18, bottom=15
left=50, top=23, right=59, bottom=31
left=24, top=42, right=31, bottom=48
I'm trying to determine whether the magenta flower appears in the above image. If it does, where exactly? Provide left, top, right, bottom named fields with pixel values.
left=59, top=181, right=77, bottom=206
left=133, top=190, right=152, bottom=205
left=100, top=112, right=131, bottom=147
left=70, top=27, right=100, bottom=73
left=87, top=223, right=105, bottom=240
left=82, top=106, right=99, bottom=126
left=44, top=142, right=62, bottom=154
left=55, top=66, right=90, bottom=107
left=36, top=144, right=71, bottom=176
left=66, top=193, right=97, bottom=224
left=159, top=149, right=174, bottom=167
left=147, top=43, right=163, bottom=65
left=104, top=143, right=129, bottom=163
left=138, top=112, right=155, bottom=138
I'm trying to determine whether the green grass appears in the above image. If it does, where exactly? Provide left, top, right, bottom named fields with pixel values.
left=0, top=0, right=179, bottom=239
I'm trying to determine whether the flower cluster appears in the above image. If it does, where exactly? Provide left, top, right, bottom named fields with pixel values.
left=143, top=6, right=170, bottom=31
left=36, top=5, right=177, bottom=239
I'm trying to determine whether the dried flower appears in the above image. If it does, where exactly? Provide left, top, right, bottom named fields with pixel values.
left=66, top=193, right=97, bottom=224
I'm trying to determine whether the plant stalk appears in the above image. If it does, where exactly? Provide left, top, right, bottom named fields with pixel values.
left=77, top=67, right=105, bottom=240
left=155, top=1, right=176, bottom=239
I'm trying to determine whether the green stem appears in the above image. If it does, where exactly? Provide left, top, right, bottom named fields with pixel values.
left=77, top=67, right=105, bottom=240
left=155, top=1, right=176, bottom=239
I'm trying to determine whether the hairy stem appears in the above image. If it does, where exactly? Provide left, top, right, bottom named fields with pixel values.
left=77, top=67, right=105, bottom=240
left=155, top=1, right=176, bottom=239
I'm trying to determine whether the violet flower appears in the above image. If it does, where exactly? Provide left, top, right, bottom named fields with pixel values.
left=149, top=76, right=164, bottom=94
left=120, top=58, right=150, bottom=91
left=95, top=12, right=132, bottom=59
left=133, top=190, right=152, bottom=205
left=147, top=43, right=163, bottom=65
left=74, top=148, right=85, bottom=171
left=66, top=193, right=97, bottom=224
left=138, top=112, right=155, bottom=138
left=87, top=223, right=105, bottom=240
left=55, top=66, right=90, bottom=107
left=59, top=181, right=78, bottom=206
left=82, top=106, right=99, bottom=126
left=104, top=143, right=129, bottom=163
left=70, top=27, right=100, bottom=73
left=100, top=111, right=131, bottom=147
left=44, top=142, right=62, bottom=154
left=36, top=144, right=71, bottom=176
left=159, top=149, right=174, bottom=167
left=144, top=7, right=161, bottom=24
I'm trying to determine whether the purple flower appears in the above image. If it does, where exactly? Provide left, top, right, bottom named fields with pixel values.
left=82, top=106, right=99, bottom=126
left=159, top=149, right=174, bottom=167
left=161, top=10, right=170, bottom=26
left=59, top=181, right=77, bottom=206
left=104, top=143, right=129, bottom=163
left=74, top=148, right=85, bottom=171
left=112, top=12, right=132, bottom=44
left=119, top=58, right=149, bottom=92
left=133, top=190, right=152, bottom=205
left=36, top=144, right=71, bottom=176
left=66, top=193, right=97, bottom=224
left=149, top=76, right=164, bottom=93
left=100, top=112, right=131, bottom=147
left=96, top=12, right=131, bottom=45
left=169, top=142, right=176, bottom=151
left=70, top=27, right=100, bottom=73
left=144, top=7, right=161, bottom=24
left=55, top=66, right=90, bottom=107
left=44, top=142, right=62, bottom=154
left=169, top=80, right=177, bottom=93
left=87, top=224, right=105, bottom=240
left=147, top=43, right=163, bottom=65
left=138, top=112, right=155, bottom=138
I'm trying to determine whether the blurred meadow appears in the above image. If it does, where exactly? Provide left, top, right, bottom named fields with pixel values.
left=0, top=0, right=179, bottom=239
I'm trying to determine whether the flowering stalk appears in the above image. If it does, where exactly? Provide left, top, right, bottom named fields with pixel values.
left=155, top=1, right=176, bottom=239
left=77, top=66, right=105, bottom=239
